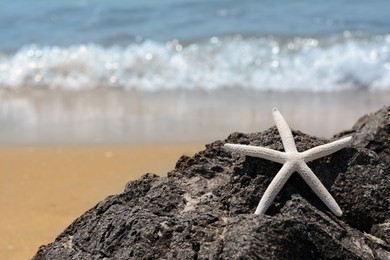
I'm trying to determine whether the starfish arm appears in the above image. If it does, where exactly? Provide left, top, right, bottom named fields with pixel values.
left=301, top=136, right=352, bottom=163
left=254, top=162, right=294, bottom=215
left=297, top=162, right=343, bottom=216
left=272, top=108, right=298, bottom=153
left=224, top=143, right=287, bottom=164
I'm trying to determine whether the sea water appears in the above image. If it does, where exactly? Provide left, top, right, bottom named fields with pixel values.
left=1, top=0, right=390, bottom=92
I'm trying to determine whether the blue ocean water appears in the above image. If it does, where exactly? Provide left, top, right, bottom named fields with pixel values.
left=1, top=0, right=390, bottom=91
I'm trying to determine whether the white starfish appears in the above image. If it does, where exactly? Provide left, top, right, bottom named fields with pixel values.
left=224, top=108, right=352, bottom=216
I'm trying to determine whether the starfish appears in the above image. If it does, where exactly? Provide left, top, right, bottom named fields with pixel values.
left=224, top=108, right=352, bottom=216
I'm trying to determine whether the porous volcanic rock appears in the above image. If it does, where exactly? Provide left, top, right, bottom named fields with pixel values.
left=338, top=106, right=390, bottom=173
left=34, top=107, right=390, bottom=259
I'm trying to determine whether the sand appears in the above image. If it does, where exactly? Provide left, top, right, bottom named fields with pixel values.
left=0, top=144, right=203, bottom=260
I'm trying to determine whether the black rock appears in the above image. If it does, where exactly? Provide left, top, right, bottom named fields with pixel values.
left=34, top=107, right=390, bottom=259
left=341, top=106, right=390, bottom=173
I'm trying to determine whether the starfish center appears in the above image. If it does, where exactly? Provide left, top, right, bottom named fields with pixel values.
left=286, top=152, right=303, bottom=162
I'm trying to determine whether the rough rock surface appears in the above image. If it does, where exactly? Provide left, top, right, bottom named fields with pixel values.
left=34, top=107, right=390, bottom=259
left=338, top=106, right=390, bottom=173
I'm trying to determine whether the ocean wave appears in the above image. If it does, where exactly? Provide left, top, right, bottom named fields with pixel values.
left=1, top=33, right=390, bottom=92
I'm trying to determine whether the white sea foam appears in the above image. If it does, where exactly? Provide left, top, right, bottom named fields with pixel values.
left=1, top=34, right=390, bottom=92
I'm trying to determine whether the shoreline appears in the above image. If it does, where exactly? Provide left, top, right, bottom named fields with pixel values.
left=1, top=88, right=389, bottom=145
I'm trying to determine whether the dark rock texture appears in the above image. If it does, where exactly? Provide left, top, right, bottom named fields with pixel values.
left=34, top=107, right=390, bottom=260
left=340, top=106, right=390, bottom=173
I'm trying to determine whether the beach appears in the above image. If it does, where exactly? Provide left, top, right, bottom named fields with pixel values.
left=2, top=0, right=390, bottom=258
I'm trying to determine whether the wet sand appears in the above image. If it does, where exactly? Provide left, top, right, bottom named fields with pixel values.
left=1, top=89, right=390, bottom=144
left=0, top=144, right=203, bottom=260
